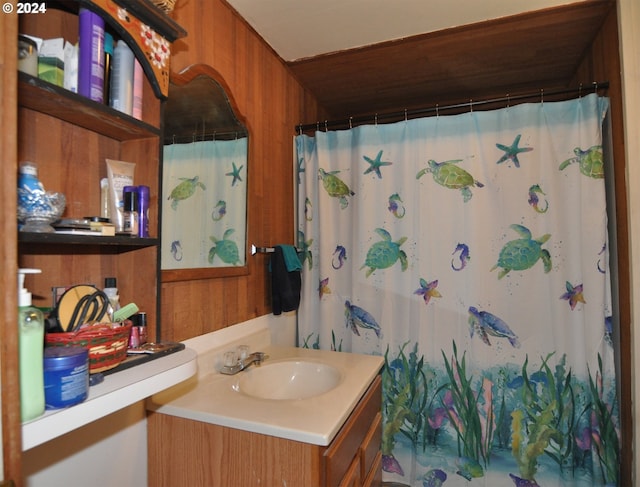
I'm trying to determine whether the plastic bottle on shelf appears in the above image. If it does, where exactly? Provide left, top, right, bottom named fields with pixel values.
left=78, top=8, right=105, bottom=103
left=132, top=58, right=143, bottom=120
left=103, top=32, right=114, bottom=101
left=137, top=185, right=150, bottom=237
left=103, top=277, right=120, bottom=320
left=110, top=40, right=134, bottom=115
left=100, top=177, right=110, bottom=220
left=123, top=187, right=139, bottom=235
left=18, top=268, right=45, bottom=422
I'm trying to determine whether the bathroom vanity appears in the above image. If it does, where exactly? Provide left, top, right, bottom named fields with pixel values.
left=147, top=344, right=383, bottom=486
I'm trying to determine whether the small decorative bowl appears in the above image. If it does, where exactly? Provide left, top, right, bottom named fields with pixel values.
left=17, top=190, right=66, bottom=233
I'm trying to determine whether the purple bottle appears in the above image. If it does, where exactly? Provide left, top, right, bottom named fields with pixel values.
left=137, top=185, right=150, bottom=237
left=78, top=8, right=105, bottom=103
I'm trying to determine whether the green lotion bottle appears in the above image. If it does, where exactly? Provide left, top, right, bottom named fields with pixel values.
left=18, top=268, right=45, bottom=422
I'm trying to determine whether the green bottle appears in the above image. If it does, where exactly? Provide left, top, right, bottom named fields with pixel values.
left=18, top=268, right=45, bottom=422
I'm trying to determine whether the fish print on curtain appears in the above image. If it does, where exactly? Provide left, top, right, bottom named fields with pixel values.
left=295, top=94, right=619, bottom=486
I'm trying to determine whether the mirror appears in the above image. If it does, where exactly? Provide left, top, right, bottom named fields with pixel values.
left=161, top=64, right=249, bottom=282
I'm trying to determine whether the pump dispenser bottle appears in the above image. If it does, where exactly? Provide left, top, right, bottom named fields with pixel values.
left=18, top=268, right=45, bottom=422
left=103, top=277, right=120, bottom=320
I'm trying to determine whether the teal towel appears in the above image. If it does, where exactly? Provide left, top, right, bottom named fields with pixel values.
left=278, top=244, right=303, bottom=271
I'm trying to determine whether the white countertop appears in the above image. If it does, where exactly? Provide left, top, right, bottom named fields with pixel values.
left=148, top=345, right=383, bottom=446
left=22, top=347, right=197, bottom=451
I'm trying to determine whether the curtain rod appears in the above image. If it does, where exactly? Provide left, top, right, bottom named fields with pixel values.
left=296, top=81, right=609, bottom=133
left=164, top=130, right=248, bottom=145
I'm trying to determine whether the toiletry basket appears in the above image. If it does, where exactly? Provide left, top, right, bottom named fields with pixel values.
left=45, top=322, right=132, bottom=373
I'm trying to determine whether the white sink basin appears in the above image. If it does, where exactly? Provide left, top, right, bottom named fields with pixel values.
left=235, top=359, right=342, bottom=400
left=150, top=345, right=384, bottom=445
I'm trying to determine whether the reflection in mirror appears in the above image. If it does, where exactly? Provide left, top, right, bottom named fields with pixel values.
left=161, top=64, right=249, bottom=282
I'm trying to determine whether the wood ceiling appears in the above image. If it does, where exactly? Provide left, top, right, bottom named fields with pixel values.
left=287, top=1, right=614, bottom=123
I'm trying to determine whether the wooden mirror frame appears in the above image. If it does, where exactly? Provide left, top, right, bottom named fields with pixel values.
left=161, top=64, right=250, bottom=282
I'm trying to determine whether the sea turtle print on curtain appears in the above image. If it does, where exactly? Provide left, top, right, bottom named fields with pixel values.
left=295, top=94, right=619, bottom=486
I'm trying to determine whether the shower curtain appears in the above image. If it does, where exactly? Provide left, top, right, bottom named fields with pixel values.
left=295, top=94, right=619, bottom=486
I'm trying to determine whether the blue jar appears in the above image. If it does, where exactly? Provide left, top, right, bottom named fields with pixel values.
left=43, top=347, right=89, bottom=409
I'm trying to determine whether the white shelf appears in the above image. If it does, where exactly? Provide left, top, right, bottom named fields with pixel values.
left=22, top=347, right=197, bottom=451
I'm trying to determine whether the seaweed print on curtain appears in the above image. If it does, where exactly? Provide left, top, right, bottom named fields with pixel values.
left=295, top=94, right=619, bottom=486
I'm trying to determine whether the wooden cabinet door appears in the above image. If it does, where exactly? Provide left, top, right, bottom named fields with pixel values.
left=324, top=376, right=381, bottom=486
left=361, top=451, right=382, bottom=487
left=338, top=456, right=361, bottom=487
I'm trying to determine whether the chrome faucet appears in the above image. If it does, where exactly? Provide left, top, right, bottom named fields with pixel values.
left=220, top=351, right=266, bottom=375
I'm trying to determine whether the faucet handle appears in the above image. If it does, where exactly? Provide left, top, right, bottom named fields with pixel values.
left=237, top=345, right=250, bottom=360
left=223, top=350, right=237, bottom=367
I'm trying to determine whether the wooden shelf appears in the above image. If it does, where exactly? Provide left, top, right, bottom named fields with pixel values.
left=18, top=72, right=160, bottom=140
left=46, top=0, right=187, bottom=98
left=48, top=0, right=187, bottom=42
left=109, top=0, right=186, bottom=41
left=19, top=232, right=159, bottom=248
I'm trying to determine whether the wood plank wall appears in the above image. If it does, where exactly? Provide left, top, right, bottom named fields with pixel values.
left=160, top=0, right=324, bottom=341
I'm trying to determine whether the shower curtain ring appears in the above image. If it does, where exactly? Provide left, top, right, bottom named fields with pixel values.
left=579, top=83, right=583, bottom=98
left=540, top=89, right=544, bottom=105
left=436, top=104, right=439, bottom=118
left=404, top=109, right=408, bottom=122
left=349, top=117, right=353, bottom=129
left=593, top=81, right=598, bottom=93
left=469, top=99, right=473, bottom=113
left=375, top=114, right=378, bottom=126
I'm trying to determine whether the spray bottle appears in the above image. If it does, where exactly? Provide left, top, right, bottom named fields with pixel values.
left=18, top=268, right=45, bottom=421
